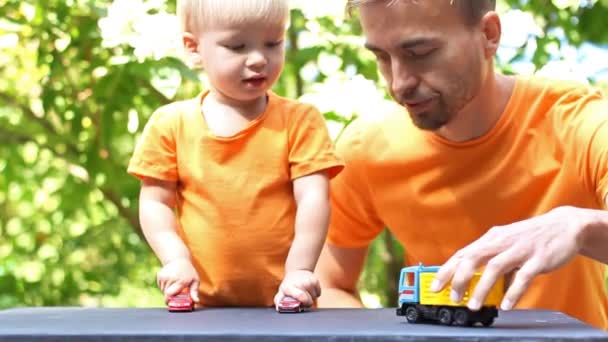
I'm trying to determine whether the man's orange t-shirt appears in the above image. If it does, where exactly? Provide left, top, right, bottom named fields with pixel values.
left=328, top=76, right=608, bottom=329
left=128, top=90, right=343, bottom=307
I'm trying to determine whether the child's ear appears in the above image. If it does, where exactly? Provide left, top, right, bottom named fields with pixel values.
left=182, top=32, right=202, bottom=66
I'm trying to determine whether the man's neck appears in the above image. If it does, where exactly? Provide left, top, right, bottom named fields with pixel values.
left=435, top=73, right=515, bottom=143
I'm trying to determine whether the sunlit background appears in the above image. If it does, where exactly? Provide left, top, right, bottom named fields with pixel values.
left=0, top=0, right=607, bottom=309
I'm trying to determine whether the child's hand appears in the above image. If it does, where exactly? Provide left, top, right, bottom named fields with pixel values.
left=157, top=258, right=200, bottom=303
left=274, top=270, right=321, bottom=309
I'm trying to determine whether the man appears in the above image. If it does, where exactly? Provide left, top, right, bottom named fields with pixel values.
left=316, top=0, right=608, bottom=329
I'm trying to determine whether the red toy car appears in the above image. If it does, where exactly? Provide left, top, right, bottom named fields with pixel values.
left=167, top=291, right=194, bottom=312
left=277, top=296, right=303, bottom=313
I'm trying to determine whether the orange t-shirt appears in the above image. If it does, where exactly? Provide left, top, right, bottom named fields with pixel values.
left=128, top=90, right=343, bottom=307
left=328, top=76, right=608, bottom=329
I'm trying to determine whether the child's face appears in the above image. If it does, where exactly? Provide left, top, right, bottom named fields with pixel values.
left=195, top=20, right=286, bottom=103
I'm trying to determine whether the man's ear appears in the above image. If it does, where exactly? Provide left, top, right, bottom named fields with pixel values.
left=182, top=32, right=202, bottom=66
left=480, top=11, right=501, bottom=59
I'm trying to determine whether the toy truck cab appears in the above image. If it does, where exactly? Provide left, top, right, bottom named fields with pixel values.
left=396, top=264, right=503, bottom=327
left=396, top=264, right=439, bottom=322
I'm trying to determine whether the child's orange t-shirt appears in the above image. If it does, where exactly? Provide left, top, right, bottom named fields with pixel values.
left=328, top=76, right=608, bottom=329
left=128, top=90, right=343, bottom=307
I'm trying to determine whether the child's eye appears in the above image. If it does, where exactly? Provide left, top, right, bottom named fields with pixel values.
left=225, top=44, right=245, bottom=51
left=266, top=40, right=283, bottom=48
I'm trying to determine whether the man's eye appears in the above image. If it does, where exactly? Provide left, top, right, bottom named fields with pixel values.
left=407, top=48, right=436, bottom=58
left=374, top=51, right=390, bottom=62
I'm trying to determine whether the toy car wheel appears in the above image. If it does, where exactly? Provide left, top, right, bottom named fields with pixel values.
left=405, top=306, right=421, bottom=323
left=438, top=308, right=453, bottom=326
left=454, top=308, right=472, bottom=326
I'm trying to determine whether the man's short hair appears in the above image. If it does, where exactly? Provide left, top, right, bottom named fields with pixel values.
left=346, top=0, right=496, bottom=26
left=177, top=0, right=289, bottom=35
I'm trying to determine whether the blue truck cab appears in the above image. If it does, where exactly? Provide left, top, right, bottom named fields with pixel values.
left=397, top=264, right=439, bottom=308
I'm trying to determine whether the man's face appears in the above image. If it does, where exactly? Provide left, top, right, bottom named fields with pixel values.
left=359, top=0, right=487, bottom=131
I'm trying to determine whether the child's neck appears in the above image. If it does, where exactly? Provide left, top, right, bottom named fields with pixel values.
left=207, top=90, right=267, bottom=120
left=201, top=90, right=268, bottom=138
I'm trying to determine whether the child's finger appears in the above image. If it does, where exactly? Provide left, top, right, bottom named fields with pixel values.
left=165, top=281, right=186, bottom=299
left=301, top=278, right=321, bottom=299
left=283, top=286, right=312, bottom=307
left=159, top=279, right=168, bottom=293
left=156, top=270, right=172, bottom=292
left=156, top=273, right=164, bottom=291
left=189, top=280, right=200, bottom=303
left=291, top=278, right=321, bottom=299
left=273, top=290, right=285, bottom=310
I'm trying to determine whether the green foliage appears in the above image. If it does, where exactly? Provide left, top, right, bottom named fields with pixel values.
left=0, top=0, right=607, bottom=310
left=0, top=0, right=166, bottom=307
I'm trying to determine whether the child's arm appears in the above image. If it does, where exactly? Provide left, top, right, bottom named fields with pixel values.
left=139, top=177, right=200, bottom=303
left=274, top=172, right=330, bottom=308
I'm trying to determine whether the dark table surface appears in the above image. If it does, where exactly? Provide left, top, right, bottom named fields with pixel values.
left=0, top=307, right=606, bottom=342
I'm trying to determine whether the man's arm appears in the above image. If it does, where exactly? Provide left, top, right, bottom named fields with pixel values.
left=315, top=243, right=369, bottom=307
left=580, top=194, right=608, bottom=263
left=431, top=205, right=608, bottom=313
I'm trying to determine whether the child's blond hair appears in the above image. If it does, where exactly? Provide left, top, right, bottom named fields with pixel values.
left=177, top=0, right=289, bottom=35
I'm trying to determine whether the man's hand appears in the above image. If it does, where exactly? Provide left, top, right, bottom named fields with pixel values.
left=431, top=206, right=599, bottom=312
left=274, top=270, right=321, bottom=309
left=157, top=258, right=200, bottom=303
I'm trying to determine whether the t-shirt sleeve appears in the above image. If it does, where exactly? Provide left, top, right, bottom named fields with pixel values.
left=326, top=119, right=385, bottom=248
left=560, top=90, right=608, bottom=209
left=288, top=105, right=344, bottom=180
left=127, top=107, right=179, bottom=182
left=586, top=107, right=608, bottom=209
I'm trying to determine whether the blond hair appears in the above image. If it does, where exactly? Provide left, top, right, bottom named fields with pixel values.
left=177, top=0, right=289, bottom=34
left=345, top=0, right=495, bottom=26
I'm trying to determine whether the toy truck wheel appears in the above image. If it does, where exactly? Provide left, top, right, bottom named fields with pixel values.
left=453, top=308, right=472, bottom=326
left=480, top=316, right=495, bottom=327
left=479, top=307, right=497, bottom=327
left=438, top=308, right=453, bottom=325
left=405, top=306, right=421, bottom=323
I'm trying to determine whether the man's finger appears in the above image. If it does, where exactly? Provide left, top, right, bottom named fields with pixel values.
left=447, top=256, right=480, bottom=303
left=467, top=249, right=521, bottom=311
left=431, top=251, right=463, bottom=292
left=501, top=258, right=541, bottom=310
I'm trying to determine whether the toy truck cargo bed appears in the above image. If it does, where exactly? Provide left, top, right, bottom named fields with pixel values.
left=418, top=271, right=504, bottom=307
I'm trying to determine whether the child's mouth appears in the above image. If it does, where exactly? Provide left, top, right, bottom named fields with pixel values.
left=243, top=77, right=266, bottom=87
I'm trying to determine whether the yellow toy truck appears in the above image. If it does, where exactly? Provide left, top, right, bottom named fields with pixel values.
left=396, top=264, right=505, bottom=327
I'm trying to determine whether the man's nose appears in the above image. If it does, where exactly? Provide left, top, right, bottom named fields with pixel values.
left=390, top=60, right=418, bottom=97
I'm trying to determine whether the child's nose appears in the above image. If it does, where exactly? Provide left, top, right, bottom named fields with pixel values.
left=246, top=51, right=267, bottom=69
